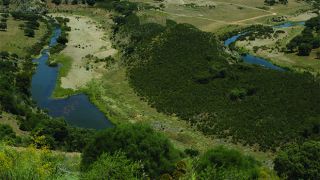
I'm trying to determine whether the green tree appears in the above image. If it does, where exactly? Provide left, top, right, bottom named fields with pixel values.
left=2, top=0, right=10, bottom=6
left=316, top=51, right=320, bottom=59
left=81, top=123, right=181, bottom=178
left=51, top=0, right=62, bottom=5
left=86, top=0, right=95, bottom=6
left=0, top=22, right=7, bottom=31
left=298, top=43, right=312, bottom=56
left=274, top=141, right=320, bottom=180
left=81, top=152, right=142, bottom=179
left=195, top=146, right=260, bottom=180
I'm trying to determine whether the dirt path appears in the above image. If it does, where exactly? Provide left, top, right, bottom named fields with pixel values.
left=213, top=1, right=275, bottom=14
left=233, top=13, right=276, bottom=23
left=51, top=14, right=117, bottom=90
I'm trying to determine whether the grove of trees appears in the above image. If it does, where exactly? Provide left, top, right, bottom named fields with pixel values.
left=286, top=15, right=320, bottom=56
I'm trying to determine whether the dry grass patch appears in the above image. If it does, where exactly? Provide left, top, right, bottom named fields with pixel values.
left=50, top=13, right=117, bottom=91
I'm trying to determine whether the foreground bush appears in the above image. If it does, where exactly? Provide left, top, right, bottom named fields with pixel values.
left=81, top=152, right=142, bottom=180
left=0, top=145, right=79, bottom=179
left=81, top=123, right=182, bottom=178
left=274, top=141, right=320, bottom=180
left=195, top=146, right=260, bottom=179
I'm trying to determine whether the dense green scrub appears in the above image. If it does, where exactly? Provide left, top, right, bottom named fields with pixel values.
left=274, top=141, right=320, bottom=179
left=111, top=8, right=320, bottom=151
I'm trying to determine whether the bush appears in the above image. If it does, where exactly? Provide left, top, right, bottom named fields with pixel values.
left=195, top=146, right=260, bottom=179
left=0, top=145, right=78, bottom=179
left=274, top=141, right=320, bottom=180
left=81, top=152, right=142, bottom=179
left=81, top=123, right=182, bottom=177
left=24, top=28, right=35, bottom=37
left=0, top=124, right=16, bottom=143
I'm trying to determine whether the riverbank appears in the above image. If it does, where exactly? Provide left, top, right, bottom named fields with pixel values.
left=234, top=18, right=320, bottom=74
left=50, top=13, right=117, bottom=94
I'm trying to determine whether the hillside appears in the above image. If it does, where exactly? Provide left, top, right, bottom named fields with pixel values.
left=0, top=0, right=319, bottom=179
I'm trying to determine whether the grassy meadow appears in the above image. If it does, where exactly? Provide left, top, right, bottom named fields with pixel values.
left=0, top=17, right=48, bottom=57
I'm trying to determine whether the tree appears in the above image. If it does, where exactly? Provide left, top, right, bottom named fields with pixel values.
left=24, top=28, right=35, bottom=37
left=86, top=0, right=95, bottom=6
left=81, top=152, right=142, bottom=179
left=0, top=22, right=7, bottom=31
left=81, top=123, right=181, bottom=178
left=316, top=51, right=320, bottom=59
left=51, top=0, right=62, bottom=5
left=298, top=43, right=312, bottom=56
left=274, top=141, right=320, bottom=180
left=2, top=0, right=10, bottom=6
left=57, top=36, right=68, bottom=45
left=279, top=0, right=288, bottom=5
left=264, top=0, right=276, bottom=6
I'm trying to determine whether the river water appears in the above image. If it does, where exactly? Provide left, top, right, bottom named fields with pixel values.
left=31, top=27, right=112, bottom=129
left=224, top=21, right=305, bottom=71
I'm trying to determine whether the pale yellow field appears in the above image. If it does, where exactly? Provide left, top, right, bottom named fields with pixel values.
left=50, top=14, right=117, bottom=90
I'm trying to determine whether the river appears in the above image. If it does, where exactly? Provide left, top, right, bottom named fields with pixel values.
left=31, top=27, right=112, bottom=129
left=224, top=21, right=305, bottom=71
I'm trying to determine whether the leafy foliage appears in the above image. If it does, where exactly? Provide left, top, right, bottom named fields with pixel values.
left=194, top=146, right=260, bottom=180
left=81, top=152, right=142, bottom=180
left=81, top=123, right=182, bottom=178
left=274, top=141, right=320, bottom=180
left=0, top=145, right=79, bottom=179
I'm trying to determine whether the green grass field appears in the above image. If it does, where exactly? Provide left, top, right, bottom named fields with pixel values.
left=0, top=17, right=48, bottom=57
left=50, top=54, right=77, bottom=98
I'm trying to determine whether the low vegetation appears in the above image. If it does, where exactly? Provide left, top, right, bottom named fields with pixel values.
left=0, top=144, right=80, bottom=179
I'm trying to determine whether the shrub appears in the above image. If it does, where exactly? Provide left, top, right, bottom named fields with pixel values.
left=195, top=146, right=260, bottom=179
left=274, top=141, right=320, bottom=180
left=0, top=124, right=16, bottom=143
left=0, top=145, right=77, bottom=179
left=81, top=152, right=142, bottom=179
left=81, top=123, right=182, bottom=177
left=24, top=28, right=35, bottom=37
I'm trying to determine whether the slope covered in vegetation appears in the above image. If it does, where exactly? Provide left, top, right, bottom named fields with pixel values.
left=111, top=6, right=320, bottom=151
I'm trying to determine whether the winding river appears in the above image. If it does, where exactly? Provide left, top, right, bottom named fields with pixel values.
left=31, top=27, right=112, bottom=129
left=30, top=22, right=303, bottom=129
left=224, top=21, right=305, bottom=71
